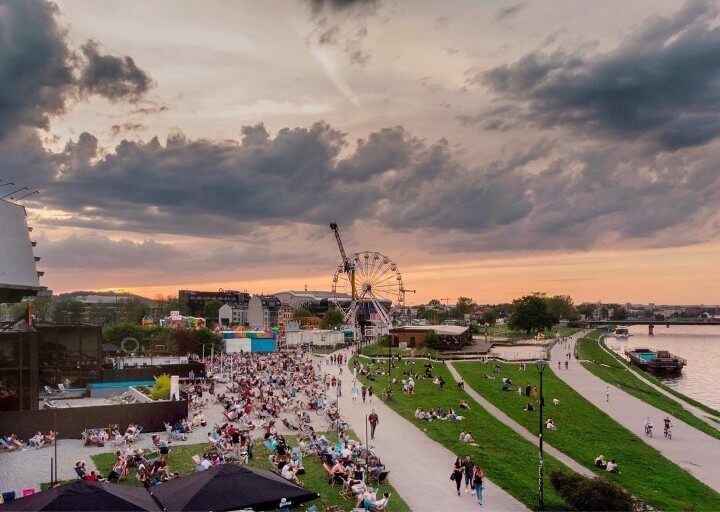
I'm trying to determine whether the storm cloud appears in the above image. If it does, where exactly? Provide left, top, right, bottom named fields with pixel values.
left=78, top=40, right=152, bottom=101
left=478, top=0, right=720, bottom=151
left=0, top=0, right=152, bottom=140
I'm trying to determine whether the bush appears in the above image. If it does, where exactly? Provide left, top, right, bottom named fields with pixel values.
left=150, top=374, right=171, bottom=400
left=424, top=330, right=442, bottom=350
left=550, top=469, right=635, bottom=511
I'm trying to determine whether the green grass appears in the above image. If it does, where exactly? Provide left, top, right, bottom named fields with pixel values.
left=454, top=361, right=720, bottom=511
left=351, top=356, right=571, bottom=510
left=50, top=433, right=410, bottom=512
left=576, top=330, right=720, bottom=440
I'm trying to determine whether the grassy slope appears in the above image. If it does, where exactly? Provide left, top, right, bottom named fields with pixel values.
left=352, top=356, right=570, bottom=510
left=576, top=330, right=720, bottom=440
left=84, top=433, right=410, bottom=512
left=455, top=361, right=720, bottom=511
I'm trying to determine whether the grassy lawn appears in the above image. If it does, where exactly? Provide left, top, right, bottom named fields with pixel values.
left=50, top=433, right=410, bottom=512
left=455, top=361, right=720, bottom=511
left=351, top=356, right=571, bottom=510
left=576, top=330, right=720, bottom=440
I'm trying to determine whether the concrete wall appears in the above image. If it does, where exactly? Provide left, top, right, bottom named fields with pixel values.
left=100, top=362, right=205, bottom=382
left=0, top=399, right=188, bottom=439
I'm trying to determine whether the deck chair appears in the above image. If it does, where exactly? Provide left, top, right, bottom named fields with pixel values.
left=44, top=386, right=55, bottom=395
left=0, top=438, right=12, bottom=451
left=57, top=383, right=67, bottom=395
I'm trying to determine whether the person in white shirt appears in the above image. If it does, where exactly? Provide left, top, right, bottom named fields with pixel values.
left=282, top=463, right=299, bottom=483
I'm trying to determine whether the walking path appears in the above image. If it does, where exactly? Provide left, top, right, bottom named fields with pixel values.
left=552, top=332, right=720, bottom=492
left=322, top=350, right=527, bottom=512
left=445, top=362, right=593, bottom=478
left=595, top=336, right=720, bottom=427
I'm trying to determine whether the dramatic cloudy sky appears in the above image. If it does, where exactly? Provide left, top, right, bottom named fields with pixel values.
left=3, top=0, right=720, bottom=304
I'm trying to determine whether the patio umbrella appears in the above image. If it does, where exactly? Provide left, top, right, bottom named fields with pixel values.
left=0, top=480, right=162, bottom=511
left=150, top=464, right=319, bottom=511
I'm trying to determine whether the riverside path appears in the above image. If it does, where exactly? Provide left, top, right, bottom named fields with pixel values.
left=320, top=350, right=527, bottom=512
left=551, top=332, right=720, bottom=492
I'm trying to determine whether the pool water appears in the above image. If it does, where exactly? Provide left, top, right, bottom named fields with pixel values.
left=89, top=380, right=155, bottom=389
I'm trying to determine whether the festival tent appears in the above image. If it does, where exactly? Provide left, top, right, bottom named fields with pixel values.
left=150, top=464, right=318, bottom=511
left=0, top=481, right=161, bottom=511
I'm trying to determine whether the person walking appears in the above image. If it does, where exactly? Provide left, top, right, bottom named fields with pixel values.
left=462, top=455, right=475, bottom=493
left=368, top=409, right=379, bottom=439
left=451, top=457, right=464, bottom=496
left=361, top=384, right=367, bottom=403
left=351, top=382, right=359, bottom=402
left=564, top=360, right=569, bottom=370
left=606, top=386, right=610, bottom=402
left=368, top=385, right=374, bottom=403
left=472, top=464, right=485, bottom=505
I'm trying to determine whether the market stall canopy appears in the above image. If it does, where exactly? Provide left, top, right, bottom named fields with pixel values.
left=0, top=480, right=162, bottom=511
left=150, top=464, right=318, bottom=511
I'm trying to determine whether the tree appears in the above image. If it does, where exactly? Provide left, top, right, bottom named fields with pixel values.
left=427, top=299, right=442, bottom=307
left=481, top=309, right=498, bottom=326
left=451, top=296, right=476, bottom=319
left=576, top=303, right=596, bottom=319
left=610, top=306, right=628, bottom=321
left=30, top=298, right=53, bottom=323
left=546, top=295, right=579, bottom=321
left=508, top=293, right=559, bottom=334
left=424, top=330, right=442, bottom=350
left=321, top=308, right=345, bottom=329
left=53, top=300, right=86, bottom=324
left=293, top=308, right=312, bottom=319
left=203, top=300, right=223, bottom=322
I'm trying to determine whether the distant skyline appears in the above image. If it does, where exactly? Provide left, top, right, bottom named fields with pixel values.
left=3, top=1, right=720, bottom=304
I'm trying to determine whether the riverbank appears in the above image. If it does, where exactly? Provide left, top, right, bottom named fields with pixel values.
left=576, top=330, right=720, bottom=440
left=452, top=360, right=720, bottom=511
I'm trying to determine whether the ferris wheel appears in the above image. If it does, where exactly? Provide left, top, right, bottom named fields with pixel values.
left=331, top=251, right=405, bottom=327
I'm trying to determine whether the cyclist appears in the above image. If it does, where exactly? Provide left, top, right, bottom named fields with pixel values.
left=663, top=417, right=673, bottom=439
left=644, top=417, right=654, bottom=437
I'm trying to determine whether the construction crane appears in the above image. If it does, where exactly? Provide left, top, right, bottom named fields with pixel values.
left=329, top=222, right=356, bottom=301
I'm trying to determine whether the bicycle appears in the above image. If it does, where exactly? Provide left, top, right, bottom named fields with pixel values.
left=644, top=424, right=653, bottom=438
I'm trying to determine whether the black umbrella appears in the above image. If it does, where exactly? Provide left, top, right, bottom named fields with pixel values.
left=150, top=464, right=319, bottom=511
left=0, top=480, right=162, bottom=511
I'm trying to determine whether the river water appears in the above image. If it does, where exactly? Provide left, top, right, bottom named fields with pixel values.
left=604, top=325, right=720, bottom=410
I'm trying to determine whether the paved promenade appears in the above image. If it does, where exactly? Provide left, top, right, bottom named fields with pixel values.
left=325, top=350, right=527, bottom=512
left=552, top=333, right=720, bottom=492
left=595, top=338, right=720, bottom=428
left=445, top=362, right=593, bottom=477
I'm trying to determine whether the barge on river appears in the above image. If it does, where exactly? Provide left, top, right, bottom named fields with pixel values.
left=625, top=348, right=686, bottom=374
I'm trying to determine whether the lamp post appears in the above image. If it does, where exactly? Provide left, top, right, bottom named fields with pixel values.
left=484, top=322, right=489, bottom=343
left=535, top=359, right=548, bottom=510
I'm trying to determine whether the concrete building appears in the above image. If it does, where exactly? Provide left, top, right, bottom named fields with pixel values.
left=218, top=303, right=248, bottom=328
left=279, top=304, right=295, bottom=325
left=0, top=200, right=43, bottom=303
left=274, top=290, right=352, bottom=317
left=247, top=295, right=281, bottom=329
left=178, top=289, right=250, bottom=316
left=286, top=329, right=345, bottom=347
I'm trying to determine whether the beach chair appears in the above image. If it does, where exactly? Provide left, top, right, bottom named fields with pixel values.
left=2, top=491, right=16, bottom=502
left=44, top=386, right=56, bottom=395
left=57, top=383, right=67, bottom=395
left=22, top=489, right=35, bottom=497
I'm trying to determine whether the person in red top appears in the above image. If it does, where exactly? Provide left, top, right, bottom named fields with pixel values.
left=368, top=410, right=379, bottom=439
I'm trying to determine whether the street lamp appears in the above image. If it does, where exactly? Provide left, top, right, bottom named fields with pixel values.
left=484, top=322, right=489, bottom=343
left=535, top=359, right=548, bottom=510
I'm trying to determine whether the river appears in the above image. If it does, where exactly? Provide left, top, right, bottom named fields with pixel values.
left=605, top=325, right=720, bottom=410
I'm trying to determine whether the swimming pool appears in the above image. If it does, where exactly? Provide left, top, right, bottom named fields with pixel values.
left=89, top=380, right=155, bottom=389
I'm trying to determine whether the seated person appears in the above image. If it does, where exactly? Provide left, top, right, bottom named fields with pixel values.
left=363, top=492, right=390, bottom=511
left=461, top=431, right=474, bottom=443
left=75, top=460, right=88, bottom=479
left=545, top=418, right=557, bottom=431
left=594, top=455, right=607, bottom=470
left=356, top=489, right=376, bottom=509
left=281, top=461, right=299, bottom=484
left=523, top=402, right=535, bottom=412
left=606, top=460, right=620, bottom=474
left=459, top=400, right=470, bottom=410
left=501, top=380, right=511, bottom=391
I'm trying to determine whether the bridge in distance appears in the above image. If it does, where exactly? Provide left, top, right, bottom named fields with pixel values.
left=584, top=319, right=720, bottom=335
